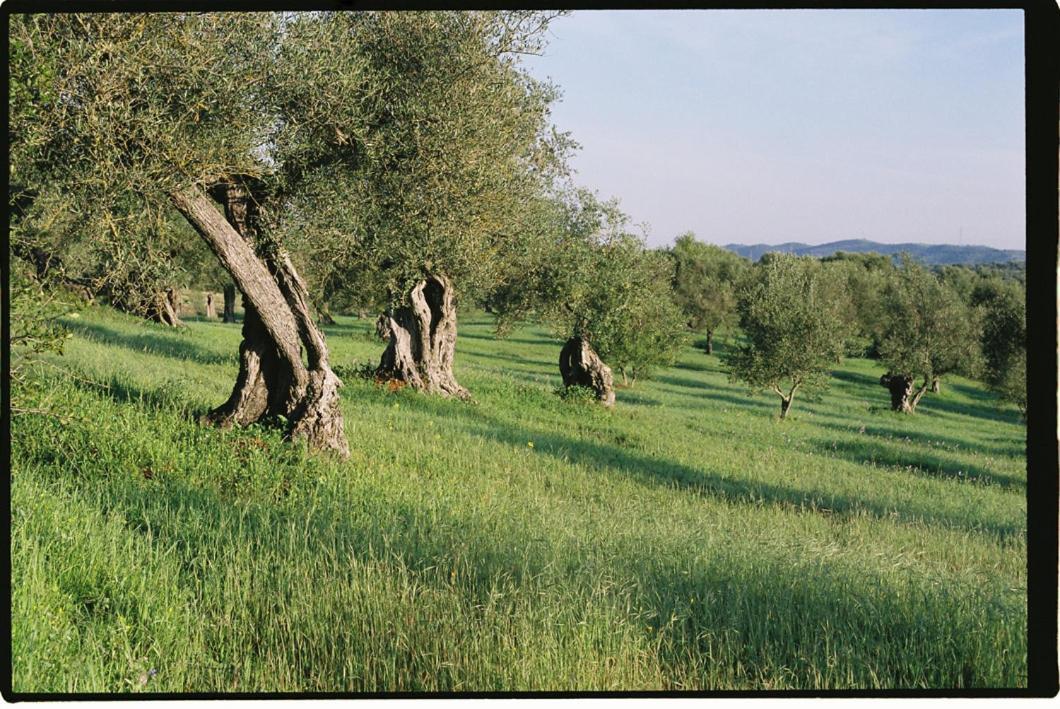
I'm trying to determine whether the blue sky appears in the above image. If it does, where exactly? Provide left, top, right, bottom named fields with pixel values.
left=521, top=10, right=1025, bottom=250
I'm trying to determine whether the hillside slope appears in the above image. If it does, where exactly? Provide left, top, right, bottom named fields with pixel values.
left=11, top=306, right=1027, bottom=692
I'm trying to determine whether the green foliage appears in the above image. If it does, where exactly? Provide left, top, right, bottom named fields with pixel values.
left=11, top=306, right=1027, bottom=690
left=667, top=232, right=749, bottom=343
left=725, top=254, right=849, bottom=407
left=268, top=12, right=573, bottom=308
left=9, top=13, right=281, bottom=311
left=818, top=253, right=895, bottom=358
left=10, top=261, right=78, bottom=412
left=877, top=258, right=983, bottom=388
left=490, top=189, right=686, bottom=380
left=973, top=281, right=1026, bottom=415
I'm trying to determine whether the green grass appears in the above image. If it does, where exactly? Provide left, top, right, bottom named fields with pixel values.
left=11, top=305, right=1027, bottom=692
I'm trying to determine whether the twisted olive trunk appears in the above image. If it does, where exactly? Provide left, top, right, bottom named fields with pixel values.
left=376, top=274, right=469, bottom=398
left=170, top=182, right=348, bottom=456
left=880, top=373, right=930, bottom=413
left=559, top=336, right=615, bottom=407
left=205, top=292, right=217, bottom=320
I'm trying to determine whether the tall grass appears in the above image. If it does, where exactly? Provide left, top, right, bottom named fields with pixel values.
left=10, top=306, right=1026, bottom=692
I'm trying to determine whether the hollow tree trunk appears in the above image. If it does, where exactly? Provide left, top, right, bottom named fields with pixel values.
left=376, top=274, right=469, bottom=399
left=704, top=330, right=714, bottom=355
left=205, top=292, right=217, bottom=320
left=880, top=373, right=914, bottom=413
left=144, top=288, right=182, bottom=327
left=170, top=182, right=348, bottom=457
left=222, top=283, right=237, bottom=323
left=559, top=336, right=615, bottom=407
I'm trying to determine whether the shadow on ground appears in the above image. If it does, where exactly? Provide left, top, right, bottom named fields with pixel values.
left=67, top=320, right=236, bottom=366
left=810, top=438, right=1024, bottom=492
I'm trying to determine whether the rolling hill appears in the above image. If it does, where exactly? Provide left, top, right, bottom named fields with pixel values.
left=723, top=239, right=1025, bottom=266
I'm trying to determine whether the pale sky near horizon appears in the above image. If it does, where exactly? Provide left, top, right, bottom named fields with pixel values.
left=521, top=10, right=1025, bottom=250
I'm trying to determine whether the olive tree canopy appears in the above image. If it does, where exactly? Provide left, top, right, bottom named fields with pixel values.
left=725, top=253, right=849, bottom=419
left=10, top=13, right=349, bottom=454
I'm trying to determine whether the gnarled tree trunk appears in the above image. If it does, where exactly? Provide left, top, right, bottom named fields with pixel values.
left=559, top=336, right=615, bottom=407
left=704, top=330, right=714, bottom=355
left=376, top=274, right=469, bottom=399
left=879, top=373, right=930, bottom=413
left=205, top=292, right=217, bottom=320
left=930, top=375, right=940, bottom=393
left=170, top=180, right=348, bottom=457
left=144, top=287, right=182, bottom=327
left=222, top=283, right=238, bottom=323
left=880, top=374, right=913, bottom=412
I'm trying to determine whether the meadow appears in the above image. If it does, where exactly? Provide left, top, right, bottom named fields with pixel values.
left=10, top=303, right=1027, bottom=692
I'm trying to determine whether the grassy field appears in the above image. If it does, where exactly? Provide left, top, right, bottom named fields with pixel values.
left=10, top=303, right=1027, bottom=692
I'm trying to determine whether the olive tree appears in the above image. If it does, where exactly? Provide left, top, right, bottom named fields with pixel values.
left=973, top=279, right=1026, bottom=416
left=10, top=13, right=349, bottom=454
left=819, top=252, right=895, bottom=358
left=876, top=258, right=982, bottom=413
left=667, top=232, right=748, bottom=354
left=267, top=11, right=572, bottom=399
left=488, top=189, right=686, bottom=403
left=724, top=253, right=849, bottom=419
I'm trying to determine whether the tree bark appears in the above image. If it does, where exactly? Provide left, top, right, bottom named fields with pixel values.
left=376, top=274, right=469, bottom=399
left=880, top=373, right=915, bottom=413
left=318, top=301, right=336, bottom=326
left=704, top=330, right=714, bottom=355
left=170, top=182, right=348, bottom=457
left=222, top=283, right=238, bottom=323
left=773, top=382, right=798, bottom=419
left=205, top=292, right=217, bottom=320
left=909, top=378, right=931, bottom=412
left=559, top=336, right=615, bottom=407
left=930, top=376, right=940, bottom=393
left=144, top=288, right=182, bottom=327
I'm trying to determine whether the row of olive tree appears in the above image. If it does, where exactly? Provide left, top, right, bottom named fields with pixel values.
left=10, top=11, right=572, bottom=455
left=709, top=248, right=1023, bottom=419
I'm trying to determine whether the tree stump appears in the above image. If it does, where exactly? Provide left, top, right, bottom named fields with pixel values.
left=879, top=373, right=932, bottom=413
left=376, top=274, right=469, bottom=398
left=559, top=336, right=615, bottom=407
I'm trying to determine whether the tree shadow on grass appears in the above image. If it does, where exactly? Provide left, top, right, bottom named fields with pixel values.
left=915, top=395, right=1020, bottom=426
left=320, top=320, right=374, bottom=338
left=458, top=330, right=556, bottom=348
left=812, top=419, right=1026, bottom=460
left=810, top=438, right=1024, bottom=492
left=75, top=469, right=1022, bottom=690
left=67, top=320, right=236, bottom=366
left=829, top=369, right=1019, bottom=425
left=461, top=349, right=555, bottom=372
left=438, top=405, right=1022, bottom=541
left=67, top=374, right=219, bottom=425
left=653, top=376, right=776, bottom=412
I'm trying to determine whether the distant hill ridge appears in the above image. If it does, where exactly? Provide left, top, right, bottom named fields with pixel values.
left=722, top=239, right=1024, bottom=266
